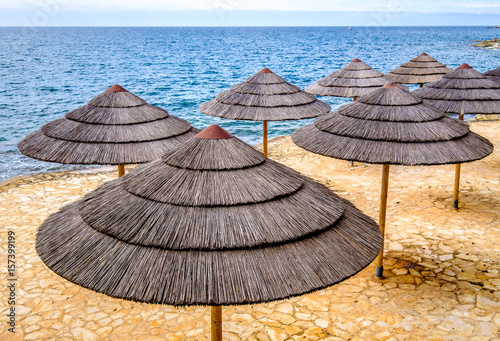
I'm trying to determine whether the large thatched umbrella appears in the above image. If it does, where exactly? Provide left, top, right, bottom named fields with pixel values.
left=386, top=52, right=452, bottom=87
left=18, top=84, right=199, bottom=177
left=199, top=68, right=330, bottom=157
left=36, top=124, right=383, bottom=340
left=305, top=58, right=407, bottom=101
left=413, top=64, right=500, bottom=207
left=484, top=66, right=500, bottom=83
left=292, top=84, right=493, bottom=278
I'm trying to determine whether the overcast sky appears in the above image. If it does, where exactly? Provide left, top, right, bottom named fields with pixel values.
left=1, top=0, right=500, bottom=26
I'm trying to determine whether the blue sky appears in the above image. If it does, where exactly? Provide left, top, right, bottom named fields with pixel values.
left=1, top=0, right=500, bottom=26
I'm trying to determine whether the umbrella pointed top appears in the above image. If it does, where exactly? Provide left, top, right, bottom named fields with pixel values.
left=195, top=124, right=233, bottom=139
left=258, top=67, right=273, bottom=74
left=420, top=52, right=428, bottom=56
left=382, top=83, right=399, bottom=88
left=106, top=84, right=128, bottom=92
left=458, top=63, right=472, bottom=69
left=351, top=58, right=362, bottom=62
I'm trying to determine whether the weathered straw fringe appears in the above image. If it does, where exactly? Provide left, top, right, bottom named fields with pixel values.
left=37, top=198, right=381, bottom=306
left=36, top=125, right=382, bottom=305
left=18, top=129, right=199, bottom=165
left=413, top=66, right=500, bottom=114
left=292, top=85, right=493, bottom=165
left=293, top=124, right=492, bottom=165
left=306, top=59, right=408, bottom=97
left=18, top=86, right=199, bottom=165
left=387, top=53, right=452, bottom=84
left=80, top=178, right=344, bottom=250
left=123, top=159, right=304, bottom=206
left=484, top=66, right=500, bottom=84
left=200, top=70, right=331, bottom=121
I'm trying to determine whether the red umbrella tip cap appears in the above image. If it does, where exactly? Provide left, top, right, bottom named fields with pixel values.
left=458, top=63, right=472, bottom=69
left=420, top=52, right=428, bottom=56
left=351, top=58, right=362, bottom=62
left=383, top=83, right=399, bottom=88
left=258, top=68, right=273, bottom=74
left=106, top=84, right=128, bottom=92
left=195, top=125, right=233, bottom=139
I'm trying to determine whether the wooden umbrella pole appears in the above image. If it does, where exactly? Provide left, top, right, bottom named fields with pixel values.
left=375, top=164, right=390, bottom=278
left=263, top=120, right=268, bottom=157
left=117, top=164, right=125, bottom=177
left=453, top=105, right=465, bottom=209
left=420, top=83, right=424, bottom=88
left=353, top=96, right=358, bottom=101
left=211, top=306, right=222, bottom=341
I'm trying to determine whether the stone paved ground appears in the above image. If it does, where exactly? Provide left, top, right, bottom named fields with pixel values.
left=0, top=121, right=499, bottom=341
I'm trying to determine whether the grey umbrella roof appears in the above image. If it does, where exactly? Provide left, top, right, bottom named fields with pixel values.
left=36, top=124, right=382, bottom=306
left=199, top=68, right=331, bottom=121
left=305, top=58, right=408, bottom=98
left=18, top=84, right=199, bottom=165
left=293, top=84, right=493, bottom=165
left=386, top=53, right=452, bottom=84
left=412, top=64, right=500, bottom=115
left=484, top=66, right=500, bottom=84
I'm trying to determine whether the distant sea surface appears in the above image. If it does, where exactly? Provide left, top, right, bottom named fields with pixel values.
left=1, top=26, right=499, bottom=181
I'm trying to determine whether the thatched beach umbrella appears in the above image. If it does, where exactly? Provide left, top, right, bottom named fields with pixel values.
left=413, top=64, right=500, bottom=207
left=199, top=68, right=330, bottom=157
left=386, top=52, right=452, bottom=87
left=36, top=124, right=383, bottom=340
left=306, top=58, right=407, bottom=101
left=18, top=84, right=199, bottom=177
left=292, top=84, right=493, bottom=278
left=484, top=66, right=500, bottom=83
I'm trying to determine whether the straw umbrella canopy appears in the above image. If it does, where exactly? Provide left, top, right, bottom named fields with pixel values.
left=305, top=58, right=408, bottom=101
left=199, top=68, right=330, bottom=157
left=386, top=52, right=452, bottom=87
left=36, top=124, right=383, bottom=340
left=18, top=84, right=199, bottom=177
left=413, top=63, right=500, bottom=207
left=292, top=84, right=493, bottom=278
left=484, top=66, right=500, bottom=83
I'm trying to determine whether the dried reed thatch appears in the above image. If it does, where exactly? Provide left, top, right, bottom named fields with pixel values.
left=200, top=68, right=331, bottom=121
left=306, top=58, right=408, bottom=99
left=413, top=64, right=500, bottom=114
left=293, top=83, right=493, bottom=277
left=387, top=53, right=452, bottom=85
left=36, top=125, right=382, bottom=306
left=293, top=84, right=493, bottom=165
left=484, top=66, right=500, bottom=84
left=18, top=84, right=199, bottom=165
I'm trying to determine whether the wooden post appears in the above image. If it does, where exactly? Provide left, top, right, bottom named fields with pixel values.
left=420, top=83, right=424, bottom=88
left=117, top=164, right=125, bottom=177
left=263, top=120, right=268, bottom=157
left=353, top=96, right=358, bottom=102
left=375, top=164, right=390, bottom=278
left=453, top=109, right=465, bottom=209
left=211, top=306, right=222, bottom=341
left=453, top=163, right=461, bottom=209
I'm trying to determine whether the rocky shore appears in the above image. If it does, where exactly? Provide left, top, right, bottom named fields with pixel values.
left=0, top=120, right=499, bottom=341
left=472, top=38, right=500, bottom=49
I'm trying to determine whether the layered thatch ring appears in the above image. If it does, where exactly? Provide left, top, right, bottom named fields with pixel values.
left=386, top=53, right=452, bottom=85
left=306, top=58, right=408, bottom=98
left=200, top=68, right=331, bottom=121
left=484, top=66, right=500, bottom=84
left=18, top=84, right=199, bottom=165
left=293, top=84, right=493, bottom=165
left=36, top=125, right=383, bottom=306
left=413, top=64, right=500, bottom=115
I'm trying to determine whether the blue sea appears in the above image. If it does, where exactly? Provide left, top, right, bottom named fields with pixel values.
left=1, top=26, right=499, bottom=181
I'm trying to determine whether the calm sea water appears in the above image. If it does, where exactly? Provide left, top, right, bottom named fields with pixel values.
left=1, top=26, right=499, bottom=181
